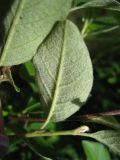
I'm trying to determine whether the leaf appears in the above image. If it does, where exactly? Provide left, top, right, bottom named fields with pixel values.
left=71, top=0, right=120, bottom=12
left=84, top=130, right=120, bottom=156
left=33, top=20, right=93, bottom=128
left=0, top=0, right=72, bottom=66
left=82, top=140, right=111, bottom=160
left=82, top=0, right=120, bottom=7
left=86, top=115, right=120, bottom=130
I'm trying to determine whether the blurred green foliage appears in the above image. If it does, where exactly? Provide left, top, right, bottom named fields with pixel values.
left=0, top=0, right=120, bottom=159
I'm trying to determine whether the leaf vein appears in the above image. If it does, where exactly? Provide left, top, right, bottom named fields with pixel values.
left=40, top=56, right=56, bottom=82
left=41, top=22, right=67, bottom=128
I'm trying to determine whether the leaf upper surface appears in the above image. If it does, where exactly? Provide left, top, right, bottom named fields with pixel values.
left=0, top=0, right=72, bottom=66
left=82, top=140, right=111, bottom=160
left=33, top=20, right=93, bottom=127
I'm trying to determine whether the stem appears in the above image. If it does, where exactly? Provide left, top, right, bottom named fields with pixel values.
left=22, top=102, right=40, bottom=114
left=8, top=126, right=89, bottom=138
left=9, top=109, right=120, bottom=123
left=70, top=6, right=82, bottom=13
left=25, top=130, right=73, bottom=138
left=82, top=109, right=120, bottom=118
left=24, top=140, right=52, bottom=159
left=25, top=126, right=89, bottom=138
left=88, top=25, right=120, bottom=37
left=81, top=19, right=90, bottom=37
left=9, top=115, right=45, bottom=122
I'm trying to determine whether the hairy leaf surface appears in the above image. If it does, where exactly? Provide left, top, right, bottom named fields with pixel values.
left=85, top=130, right=120, bottom=156
left=0, top=0, right=72, bottom=66
left=33, top=20, right=93, bottom=127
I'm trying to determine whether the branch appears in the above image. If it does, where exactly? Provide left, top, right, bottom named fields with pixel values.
left=9, top=109, right=120, bottom=123
left=9, top=126, right=90, bottom=138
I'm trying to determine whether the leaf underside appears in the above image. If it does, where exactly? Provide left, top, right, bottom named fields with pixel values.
left=87, top=130, right=120, bottom=156
left=33, top=20, right=93, bottom=127
left=0, top=0, right=72, bottom=66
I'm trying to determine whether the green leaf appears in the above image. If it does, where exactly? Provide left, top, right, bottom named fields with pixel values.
left=33, top=20, right=93, bottom=128
left=82, top=140, right=111, bottom=160
left=86, top=115, right=120, bottom=130
left=0, top=0, right=72, bottom=66
left=82, top=0, right=120, bottom=7
left=71, top=0, right=120, bottom=12
left=84, top=130, right=120, bottom=156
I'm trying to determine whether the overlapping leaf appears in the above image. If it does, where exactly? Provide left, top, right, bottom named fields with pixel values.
left=0, top=0, right=72, bottom=66
left=33, top=20, right=93, bottom=127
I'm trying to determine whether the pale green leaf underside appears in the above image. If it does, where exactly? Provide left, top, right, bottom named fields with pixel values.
left=33, top=20, right=93, bottom=127
left=85, top=130, right=120, bottom=156
left=0, top=0, right=72, bottom=66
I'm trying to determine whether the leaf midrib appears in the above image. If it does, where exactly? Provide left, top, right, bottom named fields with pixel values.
left=0, top=0, right=26, bottom=65
left=41, top=21, right=67, bottom=129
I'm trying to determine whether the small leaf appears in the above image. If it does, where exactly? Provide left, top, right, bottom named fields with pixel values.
left=82, top=140, right=111, bottom=160
left=33, top=20, right=93, bottom=128
left=84, top=130, right=120, bottom=156
left=0, top=0, right=72, bottom=66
